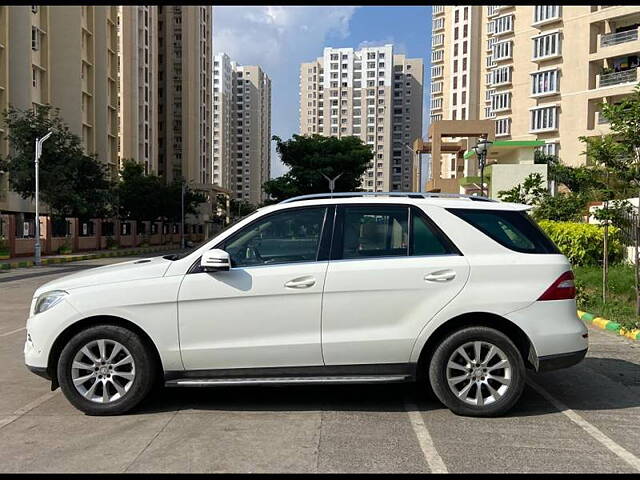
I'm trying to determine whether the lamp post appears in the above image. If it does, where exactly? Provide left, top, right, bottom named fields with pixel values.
left=321, top=172, right=343, bottom=198
left=404, top=143, right=422, bottom=192
left=180, top=181, right=186, bottom=249
left=34, top=131, right=53, bottom=266
left=472, top=137, right=493, bottom=197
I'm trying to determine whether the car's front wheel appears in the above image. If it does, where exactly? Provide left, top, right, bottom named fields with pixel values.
left=429, top=326, right=525, bottom=417
left=57, top=324, right=157, bottom=415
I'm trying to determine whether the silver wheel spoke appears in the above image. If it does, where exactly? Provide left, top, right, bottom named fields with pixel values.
left=72, top=361, right=94, bottom=370
left=488, top=359, right=509, bottom=371
left=448, top=373, right=470, bottom=386
left=456, top=346, right=473, bottom=365
left=476, top=384, right=484, bottom=406
left=107, top=343, right=122, bottom=362
left=73, top=373, right=94, bottom=386
left=488, top=374, right=510, bottom=386
left=447, top=360, right=468, bottom=372
left=486, top=382, right=501, bottom=401
left=473, top=342, right=482, bottom=364
left=483, top=346, right=496, bottom=366
left=83, top=379, right=99, bottom=399
left=97, top=340, right=107, bottom=361
left=112, top=371, right=134, bottom=381
left=110, top=379, right=126, bottom=397
left=113, top=355, right=133, bottom=368
left=102, top=381, right=109, bottom=403
left=457, top=380, right=473, bottom=400
left=81, top=346, right=99, bottom=363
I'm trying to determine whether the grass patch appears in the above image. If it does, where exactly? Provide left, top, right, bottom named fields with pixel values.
left=574, top=264, right=640, bottom=330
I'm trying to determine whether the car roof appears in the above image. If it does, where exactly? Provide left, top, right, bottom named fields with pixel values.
left=257, top=193, right=531, bottom=214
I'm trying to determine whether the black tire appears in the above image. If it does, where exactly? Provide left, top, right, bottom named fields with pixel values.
left=429, top=326, right=525, bottom=417
left=57, top=324, right=157, bottom=415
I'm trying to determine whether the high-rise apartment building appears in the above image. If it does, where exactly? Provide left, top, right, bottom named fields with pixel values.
left=117, top=6, right=158, bottom=175
left=0, top=6, right=119, bottom=215
left=213, top=54, right=271, bottom=204
left=430, top=5, right=640, bottom=184
left=157, top=5, right=213, bottom=186
left=300, top=45, right=424, bottom=192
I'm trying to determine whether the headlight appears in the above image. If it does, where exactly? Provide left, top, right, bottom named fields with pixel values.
left=34, top=290, right=68, bottom=315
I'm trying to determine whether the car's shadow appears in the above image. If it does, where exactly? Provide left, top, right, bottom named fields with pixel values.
left=132, top=357, right=640, bottom=417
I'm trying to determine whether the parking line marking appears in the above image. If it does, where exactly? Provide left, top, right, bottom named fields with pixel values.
left=404, top=399, right=448, bottom=473
left=0, top=326, right=25, bottom=338
left=0, top=390, right=59, bottom=430
left=528, top=378, right=640, bottom=472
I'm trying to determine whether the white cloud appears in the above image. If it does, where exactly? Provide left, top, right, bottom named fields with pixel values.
left=214, top=6, right=359, bottom=178
left=357, top=37, right=407, bottom=55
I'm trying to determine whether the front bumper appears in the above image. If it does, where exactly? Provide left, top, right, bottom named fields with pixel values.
left=536, top=348, right=587, bottom=372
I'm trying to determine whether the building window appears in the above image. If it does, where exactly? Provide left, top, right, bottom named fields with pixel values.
left=31, top=26, right=40, bottom=51
left=432, top=33, right=444, bottom=47
left=32, top=67, right=38, bottom=87
left=431, top=97, right=443, bottom=110
left=491, top=65, right=512, bottom=86
left=431, top=65, right=443, bottom=78
left=533, top=6, right=561, bottom=25
left=495, top=117, right=511, bottom=136
left=432, top=49, right=444, bottom=63
left=532, top=32, right=561, bottom=60
left=530, top=105, right=559, bottom=132
left=538, top=142, right=558, bottom=157
left=491, top=92, right=511, bottom=112
left=431, top=82, right=443, bottom=94
left=484, top=106, right=495, bottom=119
left=493, top=40, right=512, bottom=61
left=531, top=69, right=559, bottom=96
left=493, top=14, right=514, bottom=35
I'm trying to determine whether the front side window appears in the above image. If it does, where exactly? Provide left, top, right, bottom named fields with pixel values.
left=223, top=207, right=327, bottom=267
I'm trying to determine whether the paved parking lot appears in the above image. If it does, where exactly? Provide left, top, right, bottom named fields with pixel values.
left=1, top=256, right=639, bottom=473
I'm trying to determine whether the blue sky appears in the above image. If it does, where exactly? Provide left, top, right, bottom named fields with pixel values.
left=214, top=6, right=432, bottom=179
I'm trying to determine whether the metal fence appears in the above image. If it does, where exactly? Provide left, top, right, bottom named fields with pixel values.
left=601, top=28, right=639, bottom=48
left=618, top=209, right=639, bottom=247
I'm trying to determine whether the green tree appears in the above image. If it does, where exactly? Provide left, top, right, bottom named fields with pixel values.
left=497, top=172, right=547, bottom=206
left=115, top=160, right=166, bottom=220
left=601, top=84, right=640, bottom=314
left=0, top=105, right=112, bottom=218
left=264, top=134, right=373, bottom=202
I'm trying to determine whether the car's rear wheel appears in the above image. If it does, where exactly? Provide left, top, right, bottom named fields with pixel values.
left=429, top=326, right=525, bottom=417
left=57, top=325, right=156, bottom=415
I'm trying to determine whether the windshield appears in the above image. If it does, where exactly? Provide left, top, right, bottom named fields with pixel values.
left=163, top=210, right=262, bottom=261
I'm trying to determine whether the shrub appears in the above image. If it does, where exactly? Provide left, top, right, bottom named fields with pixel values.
left=106, top=236, right=119, bottom=250
left=538, top=220, right=623, bottom=266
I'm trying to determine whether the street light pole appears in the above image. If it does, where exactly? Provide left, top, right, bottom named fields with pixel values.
left=472, top=137, right=493, bottom=198
left=321, top=172, right=343, bottom=198
left=34, top=131, right=53, bottom=266
left=404, top=144, right=421, bottom=192
left=180, top=181, right=185, bottom=249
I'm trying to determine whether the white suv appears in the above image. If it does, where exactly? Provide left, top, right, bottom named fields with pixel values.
left=25, top=193, right=588, bottom=417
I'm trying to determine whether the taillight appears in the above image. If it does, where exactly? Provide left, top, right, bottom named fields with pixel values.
left=538, top=271, right=576, bottom=301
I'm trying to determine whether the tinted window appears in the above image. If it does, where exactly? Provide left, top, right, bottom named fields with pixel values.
left=447, top=208, right=560, bottom=254
left=224, top=207, right=327, bottom=267
left=341, top=206, right=408, bottom=259
left=411, top=210, right=456, bottom=256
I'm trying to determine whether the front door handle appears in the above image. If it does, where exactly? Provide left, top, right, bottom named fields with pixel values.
left=285, top=276, right=316, bottom=289
left=424, top=270, right=456, bottom=282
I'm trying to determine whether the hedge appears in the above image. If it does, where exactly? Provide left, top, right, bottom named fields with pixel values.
left=538, top=220, right=623, bottom=266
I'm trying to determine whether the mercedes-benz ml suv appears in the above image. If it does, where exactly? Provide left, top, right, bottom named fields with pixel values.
left=25, top=192, right=588, bottom=417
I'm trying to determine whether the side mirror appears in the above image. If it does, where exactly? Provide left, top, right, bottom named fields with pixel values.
left=201, top=249, right=231, bottom=272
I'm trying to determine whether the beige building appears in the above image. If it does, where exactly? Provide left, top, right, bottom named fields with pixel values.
left=0, top=6, right=119, bottom=217
left=213, top=54, right=272, bottom=204
left=117, top=6, right=158, bottom=175
left=157, top=5, right=213, bottom=186
left=429, top=5, right=640, bottom=192
left=300, top=45, right=424, bottom=192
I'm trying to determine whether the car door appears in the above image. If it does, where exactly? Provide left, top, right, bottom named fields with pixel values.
left=178, top=206, right=332, bottom=370
left=321, top=204, right=470, bottom=366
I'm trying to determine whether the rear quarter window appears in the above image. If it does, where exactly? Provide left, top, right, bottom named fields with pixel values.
left=447, top=208, right=561, bottom=254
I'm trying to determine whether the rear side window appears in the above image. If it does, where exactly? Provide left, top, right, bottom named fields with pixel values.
left=447, top=208, right=560, bottom=254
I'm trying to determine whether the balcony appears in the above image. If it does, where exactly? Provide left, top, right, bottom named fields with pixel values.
left=599, top=68, right=637, bottom=87
left=433, top=5, right=444, bottom=15
left=601, top=28, right=639, bottom=47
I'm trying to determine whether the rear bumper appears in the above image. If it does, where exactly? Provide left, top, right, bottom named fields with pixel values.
left=536, top=348, right=587, bottom=372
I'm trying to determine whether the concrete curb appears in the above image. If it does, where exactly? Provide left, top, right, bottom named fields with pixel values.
left=578, top=310, right=640, bottom=341
left=0, top=245, right=180, bottom=271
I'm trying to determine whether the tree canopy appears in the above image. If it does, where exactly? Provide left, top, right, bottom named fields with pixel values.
left=263, top=134, right=373, bottom=202
left=1, top=105, right=112, bottom=218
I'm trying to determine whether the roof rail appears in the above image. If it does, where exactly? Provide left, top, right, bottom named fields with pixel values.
left=280, top=192, right=497, bottom=204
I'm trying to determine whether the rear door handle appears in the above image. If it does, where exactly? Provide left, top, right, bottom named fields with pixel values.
left=285, top=276, right=316, bottom=289
left=424, top=270, right=456, bottom=282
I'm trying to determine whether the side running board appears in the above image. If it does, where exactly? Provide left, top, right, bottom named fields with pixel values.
left=165, top=375, right=411, bottom=387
